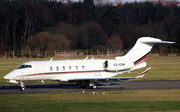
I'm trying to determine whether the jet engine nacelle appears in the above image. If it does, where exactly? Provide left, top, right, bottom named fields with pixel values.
left=104, top=60, right=134, bottom=71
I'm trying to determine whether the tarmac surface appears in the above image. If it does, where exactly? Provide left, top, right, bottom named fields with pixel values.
left=0, top=80, right=180, bottom=94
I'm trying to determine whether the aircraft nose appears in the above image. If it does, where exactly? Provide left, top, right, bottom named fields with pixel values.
left=4, top=72, right=12, bottom=80
left=4, top=75, right=9, bottom=80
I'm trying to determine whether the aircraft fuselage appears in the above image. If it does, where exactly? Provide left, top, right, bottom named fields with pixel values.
left=4, top=59, right=134, bottom=83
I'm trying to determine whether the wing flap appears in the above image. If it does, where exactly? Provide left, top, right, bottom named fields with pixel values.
left=69, top=77, right=134, bottom=82
left=69, top=67, right=151, bottom=82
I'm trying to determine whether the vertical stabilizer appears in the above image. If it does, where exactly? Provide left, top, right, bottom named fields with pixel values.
left=115, top=37, right=175, bottom=65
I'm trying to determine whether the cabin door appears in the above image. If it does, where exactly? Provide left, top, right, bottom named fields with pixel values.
left=37, top=63, right=44, bottom=80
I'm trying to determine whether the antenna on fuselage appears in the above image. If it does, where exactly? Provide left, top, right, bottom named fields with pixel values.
left=50, top=58, right=53, bottom=61
left=85, top=56, right=88, bottom=60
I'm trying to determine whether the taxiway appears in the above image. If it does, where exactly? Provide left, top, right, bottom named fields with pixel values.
left=0, top=80, right=180, bottom=94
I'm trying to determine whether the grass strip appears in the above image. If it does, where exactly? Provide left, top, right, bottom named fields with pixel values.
left=2, top=100, right=180, bottom=112
left=1, top=90, right=180, bottom=112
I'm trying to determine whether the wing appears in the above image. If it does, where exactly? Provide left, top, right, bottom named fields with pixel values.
left=69, top=67, right=151, bottom=83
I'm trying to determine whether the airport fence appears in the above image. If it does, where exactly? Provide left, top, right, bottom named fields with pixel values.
left=1, top=49, right=126, bottom=59
left=1, top=47, right=179, bottom=59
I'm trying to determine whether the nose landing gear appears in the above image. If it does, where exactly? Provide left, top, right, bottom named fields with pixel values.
left=20, top=81, right=25, bottom=91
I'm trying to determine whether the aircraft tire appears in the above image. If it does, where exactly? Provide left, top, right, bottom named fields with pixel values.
left=21, top=87, right=25, bottom=91
left=93, top=85, right=97, bottom=89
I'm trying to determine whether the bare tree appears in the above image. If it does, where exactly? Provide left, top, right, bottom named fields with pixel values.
left=47, top=34, right=70, bottom=50
left=27, top=32, right=70, bottom=51
left=106, top=34, right=123, bottom=50
left=94, top=0, right=108, bottom=6
left=42, top=6, right=51, bottom=30
left=113, top=0, right=123, bottom=6
left=11, top=13, right=19, bottom=51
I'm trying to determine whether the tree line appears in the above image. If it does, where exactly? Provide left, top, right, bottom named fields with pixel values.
left=0, top=0, right=180, bottom=55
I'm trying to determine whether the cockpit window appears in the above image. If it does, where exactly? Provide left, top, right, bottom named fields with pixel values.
left=17, top=65, right=32, bottom=69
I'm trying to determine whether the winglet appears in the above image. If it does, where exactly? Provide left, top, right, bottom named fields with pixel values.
left=135, top=67, right=151, bottom=78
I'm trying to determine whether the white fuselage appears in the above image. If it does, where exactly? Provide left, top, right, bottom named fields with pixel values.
left=4, top=59, right=135, bottom=82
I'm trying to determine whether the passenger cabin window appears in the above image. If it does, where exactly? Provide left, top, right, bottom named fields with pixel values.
left=56, top=66, right=59, bottom=71
left=75, top=66, right=78, bottom=70
left=17, top=65, right=32, bottom=69
left=69, top=66, right=71, bottom=70
left=82, top=65, right=85, bottom=70
left=63, top=66, right=65, bottom=71
left=50, top=67, right=52, bottom=71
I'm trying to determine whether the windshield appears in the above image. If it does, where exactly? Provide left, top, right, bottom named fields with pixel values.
left=17, top=65, right=32, bottom=69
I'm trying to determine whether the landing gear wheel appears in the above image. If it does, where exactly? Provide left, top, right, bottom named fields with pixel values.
left=92, top=85, right=97, bottom=89
left=21, top=87, right=25, bottom=91
left=20, top=81, right=25, bottom=91
left=93, top=85, right=96, bottom=89
left=90, top=82, right=97, bottom=89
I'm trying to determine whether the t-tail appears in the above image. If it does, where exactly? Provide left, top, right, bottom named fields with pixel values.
left=115, top=37, right=175, bottom=66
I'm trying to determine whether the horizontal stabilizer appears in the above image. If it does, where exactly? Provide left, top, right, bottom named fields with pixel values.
left=140, top=40, right=175, bottom=44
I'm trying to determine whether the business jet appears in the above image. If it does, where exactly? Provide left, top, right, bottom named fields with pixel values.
left=4, top=37, right=175, bottom=91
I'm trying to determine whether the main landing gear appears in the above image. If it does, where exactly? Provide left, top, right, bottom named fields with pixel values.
left=20, top=81, right=25, bottom=91
left=90, top=82, right=97, bottom=89
left=79, top=82, right=97, bottom=89
left=92, top=85, right=97, bottom=89
left=80, top=83, right=87, bottom=88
